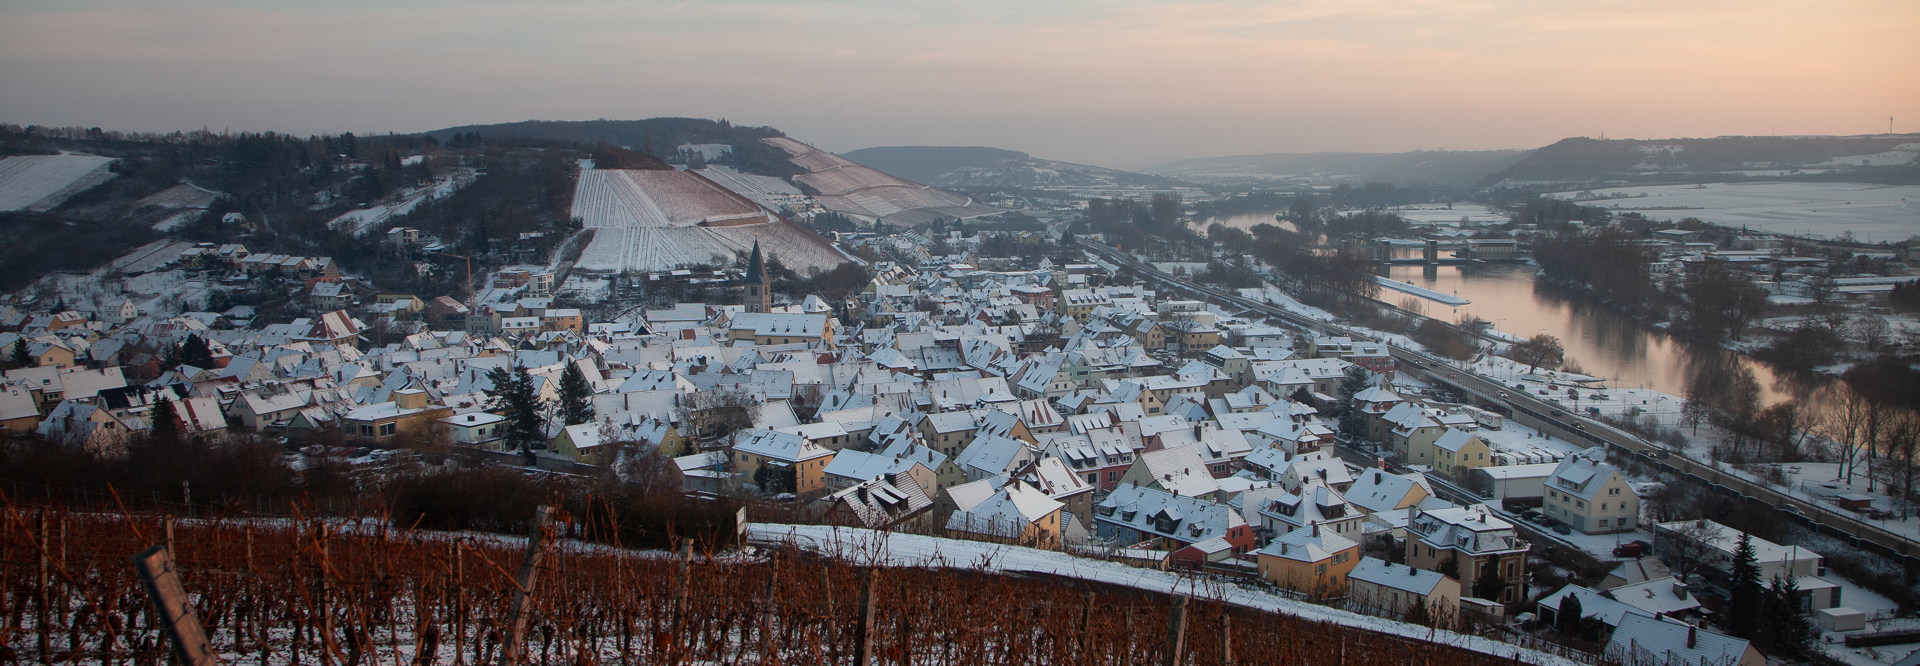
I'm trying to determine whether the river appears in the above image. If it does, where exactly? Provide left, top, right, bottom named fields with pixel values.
left=1203, top=211, right=1834, bottom=409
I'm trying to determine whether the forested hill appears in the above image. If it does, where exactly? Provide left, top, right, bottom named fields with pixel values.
left=841, top=145, right=1189, bottom=189
left=1483, top=134, right=1920, bottom=185
left=1143, top=149, right=1531, bottom=188
left=420, top=118, right=803, bottom=176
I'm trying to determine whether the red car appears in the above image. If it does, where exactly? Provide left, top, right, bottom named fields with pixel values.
left=1612, top=541, right=1652, bottom=558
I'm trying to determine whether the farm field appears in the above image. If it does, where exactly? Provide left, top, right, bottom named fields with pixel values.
left=0, top=154, right=117, bottom=212
left=1548, top=182, right=1920, bottom=241
left=764, top=137, right=1001, bottom=226
left=328, top=169, right=477, bottom=237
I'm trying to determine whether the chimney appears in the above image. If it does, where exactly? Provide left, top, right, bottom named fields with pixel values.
left=1673, top=581, right=1688, bottom=599
left=1686, top=624, right=1696, bottom=649
left=1281, top=543, right=1289, bottom=555
left=1311, top=521, right=1320, bottom=537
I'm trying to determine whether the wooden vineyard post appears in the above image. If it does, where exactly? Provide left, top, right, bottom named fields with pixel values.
left=1079, top=591, right=1094, bottom=661
left=760, top=563, right=778, bottom=665
left=853, top=568, right=877, bottom=666
left=672, top=537, right=692, bottom=664
left=501, top=505, right=555, bottom=666
left=131, top=545, right=220, bottom=666
left=37, top=510, right=48, bottom=662
left=1221, top=614, right=1233, bottom=666
left=1162, top=594, right=1188, bottom=666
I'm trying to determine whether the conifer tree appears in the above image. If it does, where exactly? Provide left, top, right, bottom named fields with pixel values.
left=179, top=334, right=214, bottom=368
left=557, top=362, right=595, bottom=426
left=485, top=364, right=547, bottom=461
left=149, top=397, right=181, bottom=445
left=9, top=341, right=29, bottom=368
left=1762, top=575, right=1810, bottom=656
left=1726, top=533, right=1763, bottom=637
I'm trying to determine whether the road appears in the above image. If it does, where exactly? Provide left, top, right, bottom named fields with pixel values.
left=1078, top=240, right=1920, bottom=568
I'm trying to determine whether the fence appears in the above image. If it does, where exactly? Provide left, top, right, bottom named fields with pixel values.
left=0, top=497, right=1573, bottom=666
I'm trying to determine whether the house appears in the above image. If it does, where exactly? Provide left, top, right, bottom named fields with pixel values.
left=439, top=412, right=506, bottom=448
left=1606, top=577, right=1704, bottom=621
left=541, top=308, right=583, bottom=333
left=1095, top=483, right=1255, bottom=564
left=1604, top=615, right=1765, bottom=666
left=829, top=475, right=934, bottom=530
left=1469, top=463, right=1561, bottom=502
left=953, top=434, right=1037, bottom=483
left=554, top=423, right=615, bottom=465
left=1348, top=557, right=1462, bottom=627
left=822, top=448, right=936, bottom=497
left=1430, top=429, right=1492, bottom=480
left=1385, top=404, right=1446, bottom=464
left=726, top=312, right=837, bottom=348
left=1257, top=525, right=1360, bottom=598
left=340, top=390, right=453, bottom=447
left=1405, top=505, right=1530, bottom=606
left=0, top=386, right=41, bottom=436
left=1117, top=445, right=1222, bottom=501
left=1543, top=451, right=1641, bottom=534
left=1011, top=456, right=1098, bottom=532
left=732, top=428, right=836, bottom=496
left=1652, top=519, right=1824, bottom=592
left=946, top=480, right=1066, bottom=549
left=673, top=451, right=736, bottom=495
left=1257, top=479, right=1366, bottom=544
left=1343, top=468, right=1433, bottom=517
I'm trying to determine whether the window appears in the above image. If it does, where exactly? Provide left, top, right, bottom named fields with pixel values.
left=1598, top=519, right=1609, bottom=528
left=1576, top=500, right=1585, bottom=509
left=379, top=423, right=396, bottom=436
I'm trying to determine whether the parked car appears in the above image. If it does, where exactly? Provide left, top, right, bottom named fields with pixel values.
left=1552, top=523, right=1572, bottom=535
left=1522, top=510, right=1544, bottom=523
left=1612, top=541, right=1651, bottom=557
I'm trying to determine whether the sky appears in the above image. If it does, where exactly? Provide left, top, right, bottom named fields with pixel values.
left=1, top=0, right=1915, bottom=168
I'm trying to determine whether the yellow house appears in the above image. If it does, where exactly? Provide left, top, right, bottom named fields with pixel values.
left=733, top=429, right=836, bottom=496
left=554, top=423, right=614, bottom=465
left=945, top=480, right=1065, bottom=550
left=726, top=312, right=838, bottom=348
left=1431, top=429, right=1492, bottom=480
left=1257, top=526, right=1360, bottom=599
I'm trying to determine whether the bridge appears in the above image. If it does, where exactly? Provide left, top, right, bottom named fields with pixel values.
left=1079, top=239, right=1920, bottom=569
left=1312, top=237, right=1524, bottom=264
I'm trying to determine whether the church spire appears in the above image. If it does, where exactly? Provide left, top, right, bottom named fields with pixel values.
left=745, top=239, right=766, bottom=284
left=744, top=239, right=771, bottom=313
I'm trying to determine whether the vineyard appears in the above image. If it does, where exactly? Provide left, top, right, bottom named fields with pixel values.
left=0, top=498, right=1569, bottom=666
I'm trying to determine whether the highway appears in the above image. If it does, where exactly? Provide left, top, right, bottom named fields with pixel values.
left=1078, top=239, right=1920, bottom=567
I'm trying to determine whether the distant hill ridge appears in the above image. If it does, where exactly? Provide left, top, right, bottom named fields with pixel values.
left=420, top=118, right=803, bottom=177
left=1483, top=134, right=1920, bottom=185
left=1142, top=149, right=1531, bottom=188
left=841, top=145, right=1189, bottom=190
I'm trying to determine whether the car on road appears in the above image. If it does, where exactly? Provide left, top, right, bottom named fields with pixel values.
left=1612, top=541, right=1652, bottom=557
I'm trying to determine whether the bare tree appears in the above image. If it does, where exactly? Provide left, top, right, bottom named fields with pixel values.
left=1819, top=384, right=1871, bottom=485
left=1509, top=334, right=1565, bottom=375
left=1662, top=519, right=1727, bottom=579
left=1855, top=315, right=1893, bottom=353
left=678, top=388, right=761, bottom=443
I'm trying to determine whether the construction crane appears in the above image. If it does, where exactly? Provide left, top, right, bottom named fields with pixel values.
left=429, top=251, right=475, bottom=308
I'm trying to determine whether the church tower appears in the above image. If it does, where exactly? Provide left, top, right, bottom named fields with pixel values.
left=744, top=240, right=771, bottom=313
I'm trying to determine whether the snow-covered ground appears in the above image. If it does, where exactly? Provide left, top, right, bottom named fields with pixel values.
left=0, top=154, right=117, bottom=212
left=747, top=523, right=1585, bottom=665
left=1547, top=182, right=1920, bottom=242
left=1388, top=203, right=1511, bottom=226
left=328, top=168, right=476, bottom=237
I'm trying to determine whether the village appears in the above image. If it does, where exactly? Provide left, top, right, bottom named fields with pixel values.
left=2, top=218, right=1885, bottom=666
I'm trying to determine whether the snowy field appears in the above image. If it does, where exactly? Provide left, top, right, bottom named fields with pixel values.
left=747, top=523, right=1584, bottom=666
left=328, top=168, right=476, bottom=237
left=571, top=166, right=853, bottom=274
left=1547, top=182, right=1920, bottom=241
left=0, top=154, right=116, bottom=212
left=1389, top=203, right=1510, bottom=226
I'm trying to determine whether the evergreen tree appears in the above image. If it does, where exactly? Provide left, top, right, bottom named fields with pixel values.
left=179, top=334, right=214, bottom=368
left=484, top=364, right=547, bottom=460
left=149, top=397, right=182, bottom=445
left=1762, top=575, right=1810, bottom=656
left=1726, top=533, right=1763, bottom=637
left=1471, top=564, right=1506, bottom=602
left=9, top=341, right=29, bottom=368
left=557, top=362, right=595, bottom=426
left=1556, top=593, right=1584, bottom=636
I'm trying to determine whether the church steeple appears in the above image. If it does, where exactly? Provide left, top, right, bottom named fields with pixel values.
left=744, top=240, right=771, bottom=313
